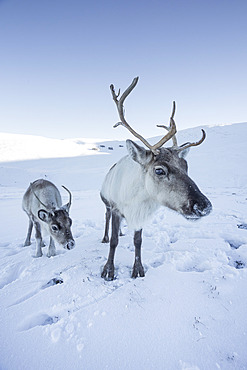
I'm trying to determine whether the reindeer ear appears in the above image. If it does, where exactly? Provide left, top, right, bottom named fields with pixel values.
left=61, top=203, right=70, bottom=214
left=38, top=209, right=50, bottom=222
left=126, top=140, right=152, bottom=166
left=178, top=147, right=190, bottom=159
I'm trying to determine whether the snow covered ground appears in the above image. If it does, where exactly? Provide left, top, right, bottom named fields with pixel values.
left=0, top=123, right=247, bottom=370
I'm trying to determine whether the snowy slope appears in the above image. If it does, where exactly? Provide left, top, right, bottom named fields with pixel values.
left=0, top=132, right=116, bottom=162
left=0, top=123, right=247, bottom=370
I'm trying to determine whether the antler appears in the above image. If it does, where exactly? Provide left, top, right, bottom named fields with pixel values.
left=176, top=129, right=206, bottom=152
left=156, top=102, right=178, bottom=147
left=62, top=185, right=72, bottom=210
left=157, top=120, right=206, bottom=151
left=110, top=77, right=177, bottom=155
left=30, top=182, right=51, bottom=210
left=157, top=125, right=178, bottom=146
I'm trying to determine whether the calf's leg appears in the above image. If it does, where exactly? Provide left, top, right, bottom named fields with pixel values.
left=24, top=219, right=33, bottom=246
left=34, top=221, right=43, bottom=257
left=47, top=237, right=56, bottom=257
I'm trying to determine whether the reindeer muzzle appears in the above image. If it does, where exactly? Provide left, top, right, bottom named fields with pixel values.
left=66, top=239, right=75, bottom=250
left=183, top=196, right=212, bottom=220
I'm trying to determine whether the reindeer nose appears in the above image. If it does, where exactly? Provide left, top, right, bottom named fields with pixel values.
left=193, top=200, right=212, bottom=216
left=191, top=196, right=212, bottom=217
left=183, top=196, right=212, bottom=219
left=66, top=240, right=75, bottom=250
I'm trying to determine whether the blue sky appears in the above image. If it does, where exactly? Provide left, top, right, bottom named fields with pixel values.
left=0, top=0, right=246, bottom=140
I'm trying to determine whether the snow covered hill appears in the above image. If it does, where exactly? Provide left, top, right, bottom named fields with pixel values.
left=0, top=132, right=123, bottom=162
left=0, top=123, right=247, bottom=369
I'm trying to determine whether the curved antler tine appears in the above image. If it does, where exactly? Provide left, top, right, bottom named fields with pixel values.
left=30, top=182, right=49, bottom=209
left=157, top=124, right=178, bottom=147
left=118, top=77, right=139, bottom=104
left=156, top=101, right=178, bottom=147
left=110, top=79, right=177, bottom=155
left=171, top=101, right=176, bottom=119
left=110, top=77, right=139, bottom=105
left=151, top=101, right=177, bottom=151
left=62, top=185, right=72, bottom=209
left=111, top=77, right=154, bottom=150
left=177, top=129, right=206, bottom=152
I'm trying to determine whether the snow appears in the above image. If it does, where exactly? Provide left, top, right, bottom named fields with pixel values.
left=0, top=122, right=247, bottom=370
left=0, top=133, right=108, bottom=162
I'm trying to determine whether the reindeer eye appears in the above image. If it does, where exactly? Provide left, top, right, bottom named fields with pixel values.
left=51, top=225, right=59, bottom=232
left=155, top=167, right=167, bottom=176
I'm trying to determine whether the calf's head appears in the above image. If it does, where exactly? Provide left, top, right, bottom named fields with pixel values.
left=38, top=208, right=75, bottom=249
left=127, top=139, right=212, bottom=220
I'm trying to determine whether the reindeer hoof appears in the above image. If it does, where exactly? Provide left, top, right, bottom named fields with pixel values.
left=132, top=262, right=145, bottom=278
left=47, top=251, right=56, bottom=258
left=36, top=251, right=43, bottom=258
left=101, top=236, right=109, bottom=243
left=23, top=241, right=31, bottom=247
left=101, top=263, right=115, bottom=280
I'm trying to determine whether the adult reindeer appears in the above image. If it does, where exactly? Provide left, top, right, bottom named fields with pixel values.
left=100, top=77, right=212, bottom=280
left=22, top=179, right=75, bottom=257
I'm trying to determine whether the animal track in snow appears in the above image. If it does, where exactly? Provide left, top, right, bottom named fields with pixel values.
left=237, top=224, right=247, bottom=230
left=42, top=277, right=64, bottom=288
left=226, top=239, right=243, bottom=249
left=233, top=260, right=245, bottom=269
left=227, top=250, right=246, bottom=270
left=150, top=254, right=166, bottom=269
left=150, top=260, right=164, bottom=269
left=0, top=242, right=9, bottom=248
left=0, top=262, right=26, bottom=289
left=18, top=313, right=59, bottom=331
left=18, top=278, right=125, bottom=337
left=0, top=242, right=25, bottom=257
left=9, top=276, right=64, bottom=307
left=224, top=238, right=247, bottom=270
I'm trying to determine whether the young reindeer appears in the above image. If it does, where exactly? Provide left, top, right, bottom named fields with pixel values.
left=22, top=179, right=75, bottom=257
left=101, top=77, right=212, bottom=280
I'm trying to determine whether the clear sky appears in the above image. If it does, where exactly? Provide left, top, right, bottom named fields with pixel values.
left=0, top=0, right=246, bottom=140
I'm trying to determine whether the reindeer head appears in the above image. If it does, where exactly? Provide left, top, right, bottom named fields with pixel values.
left=38, top=208, right=75, bottom=249
left=31, top=184, right=75, bottom=249
left=126, top=139, right=212, bottom=220
left=110, top=77, right=212, bottom=220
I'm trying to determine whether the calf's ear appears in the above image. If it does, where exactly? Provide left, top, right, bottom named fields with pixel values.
left=38, top=209, right=50, bottom=222
left=126, top=140, right=152, bottom=166
left=61, top=203, right=70, bottom=213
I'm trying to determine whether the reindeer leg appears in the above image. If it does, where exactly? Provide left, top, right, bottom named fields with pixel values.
left=119, top=221, right=124, bottom=237
left=102, top=206, right=111, bottom=243
left=47, top=237, right=56, bottom=257
left=24, top=219, right=33, bottom=246
left=132, top=229, right=145, bottom=278
left=34, top=221, right=43, bottom=257
left=101, top=211, right=120, bottom=280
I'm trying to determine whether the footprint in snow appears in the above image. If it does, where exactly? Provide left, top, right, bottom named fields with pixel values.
left=234, top=260, right=245, bottom=269
left=42, top=277, right=63, bottom=289
left=150, top=255, right=166, bottom=269
left=0, top=262, right=26, bottom=289
left=9, top=276, right=64, bottom=307
left=226, top=239, right=243, bottom=250
left=237, top=224, right=247, bottom=230
left=18, top=313, right=59, bottom=331
left=0, top=242, right=25, bottom=257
